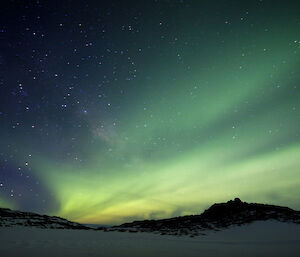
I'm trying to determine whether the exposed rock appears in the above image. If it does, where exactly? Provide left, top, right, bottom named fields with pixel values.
left=108, top=199, right=300, bottom=236
left=0, top=208, right=91, bottom=230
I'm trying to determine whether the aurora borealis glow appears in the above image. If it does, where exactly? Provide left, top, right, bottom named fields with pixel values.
left=1, top=0, right=300, bottom=224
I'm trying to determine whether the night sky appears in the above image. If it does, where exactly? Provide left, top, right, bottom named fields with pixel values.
left=1, top=0, right=300, bottom=225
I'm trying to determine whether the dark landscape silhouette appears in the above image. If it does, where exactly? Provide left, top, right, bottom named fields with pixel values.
left=1, top=198, right=299, bottom=237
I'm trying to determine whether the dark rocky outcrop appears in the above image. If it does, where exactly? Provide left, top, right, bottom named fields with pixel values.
left=0, top=208, right=91, bottom=230
left=109, top=198, right=300, bottom=236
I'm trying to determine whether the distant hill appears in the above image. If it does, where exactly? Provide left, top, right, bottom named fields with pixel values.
left=0, top=208, right=91, bottom=230
left=104, top=198, right=300, bottom=236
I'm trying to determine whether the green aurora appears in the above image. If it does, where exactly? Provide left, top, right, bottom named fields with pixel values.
left=1, top=1, right=300, bottom=224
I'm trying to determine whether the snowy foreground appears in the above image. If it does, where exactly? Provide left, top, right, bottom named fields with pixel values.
left=0, top=221, right=299, bottom=257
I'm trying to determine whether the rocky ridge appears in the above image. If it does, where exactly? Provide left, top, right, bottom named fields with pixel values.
left=102, top=198, right=300, bottom=236
left=0, top=207, right=91, bottom=229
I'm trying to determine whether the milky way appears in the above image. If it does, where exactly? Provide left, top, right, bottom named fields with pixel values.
left=1, top=1, right=300, bottom=224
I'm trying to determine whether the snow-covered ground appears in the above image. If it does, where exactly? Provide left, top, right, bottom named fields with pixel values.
left=0, top=221, right=299, bottom=257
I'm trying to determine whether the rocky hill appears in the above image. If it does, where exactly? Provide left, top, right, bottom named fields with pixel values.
left=105, top=198, right=300, bottom=236
left=0, top=207, right=91, bottom=230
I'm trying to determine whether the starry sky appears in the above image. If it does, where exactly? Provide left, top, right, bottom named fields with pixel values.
left=1, top=0, right=300, bottom=225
